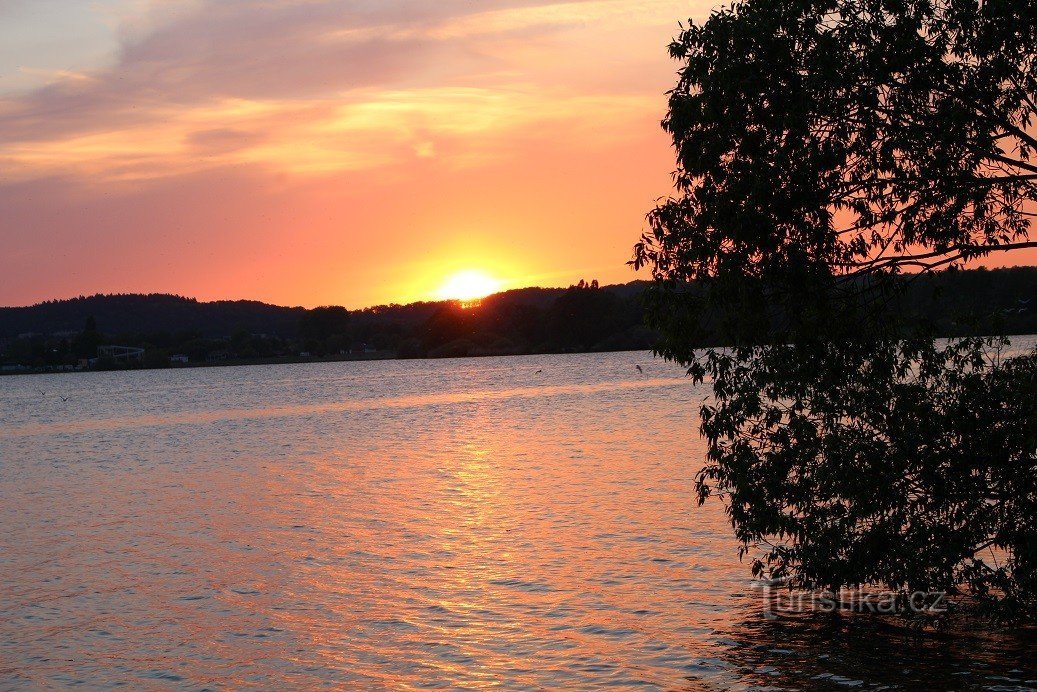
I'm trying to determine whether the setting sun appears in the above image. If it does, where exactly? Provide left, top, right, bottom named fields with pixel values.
left=435, top=270, right=502, bottom=303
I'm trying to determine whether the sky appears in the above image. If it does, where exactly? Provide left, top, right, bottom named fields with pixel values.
left=0, top=0, right=718, bottom=309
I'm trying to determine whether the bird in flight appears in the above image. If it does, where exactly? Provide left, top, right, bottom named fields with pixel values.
left=534, top=369, right=542, bottom=375
left=635, top=365, right=643, bottom=374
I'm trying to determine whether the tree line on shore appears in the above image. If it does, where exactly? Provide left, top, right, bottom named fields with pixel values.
left=1, top=267, right=1034, bottom=371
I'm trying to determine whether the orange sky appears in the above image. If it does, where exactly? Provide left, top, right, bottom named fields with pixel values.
left=2, top=0, right=1034, bottom=309
left=0, top=0, right=719, bottom=309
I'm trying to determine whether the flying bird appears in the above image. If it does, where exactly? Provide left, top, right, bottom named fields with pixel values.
left=534, top=369, right=542, bottom=375
left=635, top=364, right=643, bottom=375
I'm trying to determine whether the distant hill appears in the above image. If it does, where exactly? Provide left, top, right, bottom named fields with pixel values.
left=0, top=283, right=649, bottom=341
left=0, top=270, right=1034, bottom=372
left=903, top=267, right=1037, bottom=336
left=0, top=293, right=307, bottom=339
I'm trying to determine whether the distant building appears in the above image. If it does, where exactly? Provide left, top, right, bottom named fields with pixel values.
left=206, top=350, right=229, bottom=363
left=97, top=345, right=145, bottom=362
left=169, top=354, right=189, bottom=365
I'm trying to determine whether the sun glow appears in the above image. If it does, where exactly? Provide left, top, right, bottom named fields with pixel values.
left=436, top=270, right=502, bottom=304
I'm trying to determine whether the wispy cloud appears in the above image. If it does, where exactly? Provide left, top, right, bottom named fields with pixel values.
left=1, top=0, right=700, bottom=179
left=1, top=87, right=655, bottom=181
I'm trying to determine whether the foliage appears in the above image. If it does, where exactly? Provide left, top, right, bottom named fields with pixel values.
left=72, top=315, right=102, bottom=358
left=697, top=336, right=1037, bottom=621
left=635, top=0, right=1037, bottom=621
left=299, top=306, right=351, bottom=342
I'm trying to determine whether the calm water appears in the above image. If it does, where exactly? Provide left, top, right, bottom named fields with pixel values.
left=1, top=347, right=1035, bottom=689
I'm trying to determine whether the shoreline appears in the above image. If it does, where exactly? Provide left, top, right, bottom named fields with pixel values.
left=5, top=333, right=1036, bottom=378
left=0, top=345, right=656, bottom=377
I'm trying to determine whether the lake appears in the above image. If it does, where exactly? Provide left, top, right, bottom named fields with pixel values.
left=1, top=347, right=1035, bottom=689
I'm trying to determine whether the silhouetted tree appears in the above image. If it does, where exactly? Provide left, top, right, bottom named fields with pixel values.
left=72, top=315, right=102, bottom=358
left=636, top=0, right=1037, bottom=622
left=299, top=306, right=351, bottom=353
left=546, top=280, right=624, bottom=351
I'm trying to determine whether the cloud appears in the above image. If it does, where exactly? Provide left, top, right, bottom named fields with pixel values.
left=322, top=0, right=698, bottom=42
left=1, top=87, right=655, bottom=181
left=0, top=0, right=690, bottom=183
left=185, top=127, right=267, bottom=155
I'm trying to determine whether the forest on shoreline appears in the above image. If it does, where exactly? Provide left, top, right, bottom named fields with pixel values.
left=1, top=267, right=1035, bottom=373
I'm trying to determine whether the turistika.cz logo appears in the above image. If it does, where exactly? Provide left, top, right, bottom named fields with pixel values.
left=756, top=579, right=948, bottom=619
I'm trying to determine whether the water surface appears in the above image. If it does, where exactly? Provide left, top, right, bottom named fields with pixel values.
left=1, top=348, right=1035, bottom=688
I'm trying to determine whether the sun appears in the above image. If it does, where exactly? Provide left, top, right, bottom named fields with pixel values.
left=436, top=270, right=502, bottom=304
